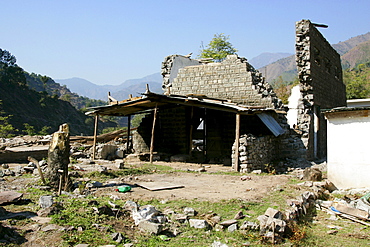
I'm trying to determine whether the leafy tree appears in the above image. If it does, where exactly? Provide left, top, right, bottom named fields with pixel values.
left=0, top=48, right=26, bottom=86
left=39, top=126, right=51, bottom=135
left=272, top=76, right=299, bottom=104
left=0, top=48, right=16, bottom=67
left=0, top=115, right=15, bottom=138
left=23, top=123, right=36, bottom=136
left=198, top=33, right=238, bottom=62
left=0, top=101, right=16, bottom=138
left=131, top=113, right=148, bottom=128
left=343, top=63, right=370, bottom=99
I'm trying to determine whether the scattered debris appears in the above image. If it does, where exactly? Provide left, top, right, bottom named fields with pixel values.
left=39, top=195, right=54, bottom=209
left=189, top=219, right=210, bottom=229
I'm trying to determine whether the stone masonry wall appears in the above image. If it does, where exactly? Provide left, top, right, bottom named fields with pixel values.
left=231, top=134, right=276, bottom=173
left=167, top=55, right=282, bottom=109
left=295, top=19, right=347, bottom=159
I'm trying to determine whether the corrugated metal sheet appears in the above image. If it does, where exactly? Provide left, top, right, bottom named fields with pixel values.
left=257, top=113, right=285, bottom=137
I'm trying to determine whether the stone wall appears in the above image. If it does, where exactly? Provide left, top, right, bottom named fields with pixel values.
left=231, top=134, right=276, bottom=173
left=166, top=55, right=282, bottom=109
left=295, top=19, right=347, bottom=159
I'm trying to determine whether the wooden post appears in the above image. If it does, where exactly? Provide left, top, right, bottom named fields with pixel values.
left=149, top=104, right=158, bottom=163
left=189, top=107, right=194, bottom=155
left=234, top=113, right=241, bottom=172
left=92, top=114, right=98, bottom=160
left=126, top=115, right=131, bottom=153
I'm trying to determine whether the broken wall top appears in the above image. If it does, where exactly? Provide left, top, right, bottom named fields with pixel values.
left=295, top=19, right=346, bottom=108
left=162, top=54, right=282, bottom=109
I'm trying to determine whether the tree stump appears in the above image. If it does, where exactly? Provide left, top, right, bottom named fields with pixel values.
left=45, top=123, right=70, bottom=190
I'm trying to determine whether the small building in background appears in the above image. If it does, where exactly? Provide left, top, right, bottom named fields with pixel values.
left=324, top=104, right=370, bottom=188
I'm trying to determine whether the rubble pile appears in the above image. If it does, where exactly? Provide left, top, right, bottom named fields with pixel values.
left=0, top=135, right=52, bottom=149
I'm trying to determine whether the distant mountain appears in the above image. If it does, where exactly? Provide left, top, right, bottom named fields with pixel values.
left=249, top=52, right=293, bottom=69
left=341, top=40, right=370, bottom=68
left=56, top=73, right=163, bottom=101
left=55, top=77, right=103, bottom=99
left=332, top=32, right=370, bottom=55
left=260, top=55, right=297, bottom=84
left=260, top=31, right=370, bottom=83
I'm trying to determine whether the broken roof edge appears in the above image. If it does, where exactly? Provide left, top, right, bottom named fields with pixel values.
left=85, top=92, right=285, bottom=117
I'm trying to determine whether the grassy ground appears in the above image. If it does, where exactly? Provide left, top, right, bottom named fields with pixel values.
left=1, top=163, right=370, bottom=246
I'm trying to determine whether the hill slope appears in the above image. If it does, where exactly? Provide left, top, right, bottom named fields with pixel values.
left=341, top=40, right=370, bottom=69
left=332, top=32, right=370, bottom=55
left=0, top=79, right=94, bottom=136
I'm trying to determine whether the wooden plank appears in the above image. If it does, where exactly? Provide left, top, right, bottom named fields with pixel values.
left=92, top=114, right=98, bottom=160
left=149, top=104, right=158, bottom=163
left=127, top=115, right=131, bottom=152
left=234, top=113, right=240, bottom=172
left=136, top=182, right=184, bottom=191
left=334, top=203, right=369, bottom=220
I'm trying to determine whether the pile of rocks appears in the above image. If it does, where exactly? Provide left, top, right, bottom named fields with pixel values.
left=232, top=134, right=275, bottom=173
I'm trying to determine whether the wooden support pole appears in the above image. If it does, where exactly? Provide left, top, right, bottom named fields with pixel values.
left=234, top=113, right=241, bottom=172
left=92, top=114, right=99, bottom=160
left=149, top=104, right=158, bottom=163
left=126, top=115, right=131, bottom=153
left=189, top=107, right=194, bottom=155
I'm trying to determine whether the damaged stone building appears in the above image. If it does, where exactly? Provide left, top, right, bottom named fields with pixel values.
left=88, top=19, right=346, bottom=172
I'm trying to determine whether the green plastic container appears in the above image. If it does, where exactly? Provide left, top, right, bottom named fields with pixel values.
left=116, top=185, right=131, bottom=193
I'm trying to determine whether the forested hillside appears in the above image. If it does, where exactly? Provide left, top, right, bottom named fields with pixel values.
left=26, top=73, right=107, bottom=110
left=0, top=48, right=115, bottom=137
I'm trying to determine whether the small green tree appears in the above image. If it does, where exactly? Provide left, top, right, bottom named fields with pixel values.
left=23, top=123, right=36, bottom=136
left=343, top=63, right=370, bottom=99
left=198, top=33, right=238, bottom=62
left=0, top=115, right=16, bottom=138
left=39, top=126, right=51, bottom=135
left=0, top=101, right=16, bottom=138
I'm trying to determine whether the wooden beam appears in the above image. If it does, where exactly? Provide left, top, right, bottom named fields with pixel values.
left=149, top=104, right=158, bottom=163
left=92, top=114, right=98, bottom=160
left=234, top=113, right=241, bottom=172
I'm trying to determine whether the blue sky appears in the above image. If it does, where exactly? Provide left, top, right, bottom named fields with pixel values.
left=2, top=0, right=369, bottom=85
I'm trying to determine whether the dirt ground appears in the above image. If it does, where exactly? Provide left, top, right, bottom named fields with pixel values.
left=93, top=161, right=292, bottom=202
left=2, top=160, right=294, bottom=203
left=0, top=160, right=295, bottom=246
